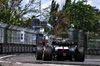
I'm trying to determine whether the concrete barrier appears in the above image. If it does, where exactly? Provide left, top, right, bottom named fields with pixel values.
left=0, top=43, right=36, bottom=54
left=87, top=48, right=100, bottom=55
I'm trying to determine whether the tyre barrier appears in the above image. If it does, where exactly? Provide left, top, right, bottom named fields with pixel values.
left=0, top=43, right=36, bottom=54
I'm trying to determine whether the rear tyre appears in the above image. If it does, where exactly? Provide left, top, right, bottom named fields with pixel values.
left=74, top=47, right=85, bottom=62
left=43, top=47, right=52, bottom=61
left=36, top=46, right=43, bottom=60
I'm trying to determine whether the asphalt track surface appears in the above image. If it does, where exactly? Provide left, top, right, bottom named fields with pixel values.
left=0, top=53, right=99, bottom=66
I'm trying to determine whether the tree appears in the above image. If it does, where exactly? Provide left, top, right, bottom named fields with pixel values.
left=65, top=0, right=100, bottom=32
left=97, top=11, right=100, bottom=31
left=0, top=10, right=11, bottom=24
left=41, top=6, right=51, bottom=21
left=65, top=0, right=100, bottom=50
left=53, top=0, right=71, bottom=37
left=0, top=0, right=37, bottom=27
left=48, top=0, right=59, bottom=27
left=63, top=0, right=71, bottom=10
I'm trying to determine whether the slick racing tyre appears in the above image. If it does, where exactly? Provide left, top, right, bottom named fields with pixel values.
left=43, top=46, right=52, bottom=61
left=36, top=46, right=43, bottom=60
left=74, top=47, right=85, bottom=62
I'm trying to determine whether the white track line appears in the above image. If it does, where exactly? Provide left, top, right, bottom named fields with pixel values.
left=0, top=55, right=16, bottom=64
left=0, top=55, right=16, bottom=59
left=15, top=62, right=22, bottom=64
left=43, top=64, right=79, bottom=66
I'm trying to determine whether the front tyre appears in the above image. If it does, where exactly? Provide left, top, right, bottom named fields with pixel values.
left=43, top=46, right=52, bottom=61
left=36, top=46, right=43, bottom=60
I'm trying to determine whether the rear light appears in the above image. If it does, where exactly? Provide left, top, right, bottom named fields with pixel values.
left=54, top=46, right=69, bottom=51
left=64, top=47, right=69, bottom=50
left=45, top=40, right=47, bottom=46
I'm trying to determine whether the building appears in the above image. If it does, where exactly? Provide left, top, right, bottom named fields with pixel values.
left=41, top=21, right=47, bottom=27
left=30, top=19, right=53, bottom=32
left=93, top=9, right=99, bottom=13
left=41, top=21, right=53, bottom=31
left=30, top=19, right=48, bottom=31
left=30, top=19, right=41, bottom=31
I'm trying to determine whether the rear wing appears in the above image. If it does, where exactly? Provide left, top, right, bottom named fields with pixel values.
left=52, top=41, right=77, bottom=46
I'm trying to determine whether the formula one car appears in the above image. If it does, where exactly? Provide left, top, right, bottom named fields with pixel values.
left=36, top=37, right=85, bottom=62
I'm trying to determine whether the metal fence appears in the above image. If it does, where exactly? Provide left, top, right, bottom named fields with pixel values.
left=0, top=22, right=36, bottom=53
left=0, top=27, right=4, bottom=43
left=0, top=22, right=100, bottom=54
left=0, top=22, right=36, bottom=45
left=68, top=28, right=100, bottom=55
